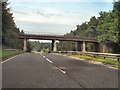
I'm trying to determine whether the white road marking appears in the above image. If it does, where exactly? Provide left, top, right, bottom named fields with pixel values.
left=1, top=55, right=19, bottom=64
left=43, top=56, right=46, bottom=58
left=58, top=69, right=66, bottom=74
left=40, top=54, right=52, bottom=63
left=40, top=54, right=45, bottom=58
left=40, top=53, right=66, bottom=74
left=46, top=58, right=53, bottom=63
left=40, top=53, right=43, bottom=56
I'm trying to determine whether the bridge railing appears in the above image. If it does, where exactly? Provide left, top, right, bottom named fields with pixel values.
left=51, top=51, right=120, bottom=61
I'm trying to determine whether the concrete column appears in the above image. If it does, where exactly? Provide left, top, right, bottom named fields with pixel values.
left=52, top=40, right=57, bottom=51
left=23, top=38, right=27, bottom=51
left=93, top=43, right=100, bottom=52
left=77, top=42, right=82, bottom=51
left=102, top=44, right=107, bottom=53
left=82, top=41, right=86, bottom=52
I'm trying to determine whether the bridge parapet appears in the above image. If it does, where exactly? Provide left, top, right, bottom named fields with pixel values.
left=18, top=34, right=98, bottom=42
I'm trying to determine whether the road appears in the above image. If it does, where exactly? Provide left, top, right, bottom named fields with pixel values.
left=2, top=53, right=118, bottom=88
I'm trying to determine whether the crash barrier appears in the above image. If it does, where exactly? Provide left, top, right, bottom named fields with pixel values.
left=51, top=51, right=120, bottom=62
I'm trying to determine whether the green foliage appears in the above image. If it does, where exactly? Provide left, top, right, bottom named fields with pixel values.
left=26, top=41, right=32, bottom=52
left=30, top=41, right=51, bottom=52
left=58, top=53, right=119, bottom=68
left=30, top=41, right=41, bottom=52
left=43, top=49, right=49, bottom=52
left=57, top=41, right=76, bottom=51
left=41, top=43, right=51, bottom=51
left=2, top=49, right=23, bottom=59
left=58, top=1, right=120, bottom=53
left=97, top=11, right=118, bottom=43
left=2, top=1, right=24, bottom=49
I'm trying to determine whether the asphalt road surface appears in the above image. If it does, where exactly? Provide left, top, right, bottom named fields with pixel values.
left=2, top=53, right=118, bottom=88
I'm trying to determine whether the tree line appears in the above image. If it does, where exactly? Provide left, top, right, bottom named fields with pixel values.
left=1, top=1, right=32, bottom=51
left=1, top=1, right=120, bottom=53
left=30, top=41, right=51, bottom=52
left=57, top=1, right=120, bottom=54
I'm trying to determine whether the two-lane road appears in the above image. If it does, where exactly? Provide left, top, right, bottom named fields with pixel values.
left=2, top=53, right=118, bottom=88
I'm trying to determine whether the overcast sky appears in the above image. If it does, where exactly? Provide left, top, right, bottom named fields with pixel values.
left=8, top=0, right=113, bottom=42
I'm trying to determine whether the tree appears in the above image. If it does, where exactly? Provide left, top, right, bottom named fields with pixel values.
left=2, top=1, right=23, bottom=50
left=57, top=1, right=120, bottom=53
left=96, top=1, right=120, bottom=53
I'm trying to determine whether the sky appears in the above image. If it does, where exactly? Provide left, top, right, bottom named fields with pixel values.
left=8, top=0, right=114, bottom=42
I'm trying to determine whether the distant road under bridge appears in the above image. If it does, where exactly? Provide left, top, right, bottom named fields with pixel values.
left=18, top=34, right=105, bottom=53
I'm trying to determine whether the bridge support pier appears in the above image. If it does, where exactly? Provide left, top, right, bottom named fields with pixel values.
left=52, top=40, right=57, bottom=51
left=23, top=38, right=27, bottom=51
left=82, top=41, right=86, bottom=52
left=93, top=43, right=100, bottom=52
left=102, top=44, right=107, bottom=53
left=77, top=42, right=82, bottom=51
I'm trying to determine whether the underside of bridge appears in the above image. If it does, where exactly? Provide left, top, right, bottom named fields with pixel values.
left=22, top=39, right=100, bottom=52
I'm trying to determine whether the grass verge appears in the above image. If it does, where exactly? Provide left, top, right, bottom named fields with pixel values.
left=1, top=50, right=24, bottom=61
left=56, top=53, right=120, bottom=68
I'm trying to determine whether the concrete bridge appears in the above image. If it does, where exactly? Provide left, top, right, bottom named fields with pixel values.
left=18, top=34, right=101, bottom=52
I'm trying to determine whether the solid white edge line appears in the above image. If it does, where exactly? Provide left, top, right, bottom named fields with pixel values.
left=1, top=55, right=19, bottom=64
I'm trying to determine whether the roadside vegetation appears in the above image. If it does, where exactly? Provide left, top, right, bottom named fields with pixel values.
left=56, top=53, right=120, bottom=68
left=2, top=1, right=31, bottom=52
left=57, top=1, right=120, bottom=54
left=1, top=49, right=23, bottom=60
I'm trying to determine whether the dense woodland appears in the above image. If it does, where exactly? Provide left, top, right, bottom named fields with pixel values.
left=57, top=1, right=120, bottom=53
left=1, top=1, right=120, bottom=53
left=2, top=1, right=23, bottom=50
left=2, top=1, right=32, bottom=51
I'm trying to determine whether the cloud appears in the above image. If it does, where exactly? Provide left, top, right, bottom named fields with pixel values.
left=16, top=21, right=76, bottom=34
left=36, top=10, right=62, bottom=17
left=10, top=1, right=113, bottom=37
left=12, top=5, right=93, bottom=26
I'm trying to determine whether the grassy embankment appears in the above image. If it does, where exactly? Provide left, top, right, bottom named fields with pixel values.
left=56, top=53, right=120, bottom=68
left=1, top=49, right=23, bottom=60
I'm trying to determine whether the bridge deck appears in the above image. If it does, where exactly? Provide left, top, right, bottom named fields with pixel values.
left=18, top=34, right=98, bottom=43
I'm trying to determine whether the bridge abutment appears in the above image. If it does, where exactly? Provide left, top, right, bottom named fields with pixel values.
left=101, top=44, right=107, bottom=53
left=52, top=40, right=57, bottom=51
left=23, top=38, right=27, bottom=51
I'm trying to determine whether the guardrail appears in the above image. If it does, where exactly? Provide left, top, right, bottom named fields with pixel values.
left=51, top=51, right=120, bottom=62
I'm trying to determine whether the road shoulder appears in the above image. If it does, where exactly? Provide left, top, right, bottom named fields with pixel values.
left=53, top=53, right=118, bottom=70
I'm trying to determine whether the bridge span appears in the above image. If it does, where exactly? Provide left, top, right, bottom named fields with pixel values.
left=18, top=34, right=101, bottom=52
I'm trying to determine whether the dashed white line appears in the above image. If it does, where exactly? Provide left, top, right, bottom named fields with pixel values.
left=1, top=55, right=19, bottom=64
left=40, top=54, right=53, bottom=63
left=46, top=58, right=53, bottom=63
left=40, top=53, right=43, bottom=56
left=43, top=56, right=46, bottom=58
left=58, top=69, right=66, bottom=74
left=40, top=53, right=66, bottom=74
